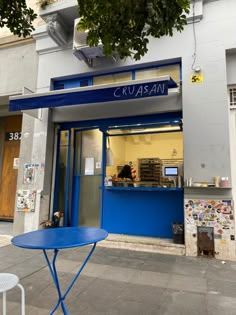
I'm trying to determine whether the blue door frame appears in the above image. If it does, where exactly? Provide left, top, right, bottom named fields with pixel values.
left=71, top=128, right=105, bottom=227
left=53, top=128, right=71, bottom=227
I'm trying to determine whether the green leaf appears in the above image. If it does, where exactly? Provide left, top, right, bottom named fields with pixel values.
left=77, top=0, right=190, bottom=60
left=0, top=0, right=37, bottom=37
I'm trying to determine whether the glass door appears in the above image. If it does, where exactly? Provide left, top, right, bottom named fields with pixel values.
left=72, top=128, right=103, bottom=227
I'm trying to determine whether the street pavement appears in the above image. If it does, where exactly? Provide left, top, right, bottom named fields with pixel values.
left=0, top=223, right=236, bottom=314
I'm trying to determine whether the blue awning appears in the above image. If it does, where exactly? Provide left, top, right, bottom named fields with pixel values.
left=9, top=76, right=178, bottom=112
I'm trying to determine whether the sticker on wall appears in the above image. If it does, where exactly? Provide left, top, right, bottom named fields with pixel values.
left=23, top=163, right=39, bottom=184
left=16, top=190, right=36, bottom=212
left=185, top=199, right=234, bottom=242
left=190, top=73, right=204, bottom=83
left=13, top=158, right=20, bottom=169
left=96, top=161, right=101, bottom=169
left=222, top=200, right=232, bottom=206
left=221, top=239, right=228, bottom=245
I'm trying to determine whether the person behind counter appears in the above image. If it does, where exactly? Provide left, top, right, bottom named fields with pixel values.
left=117, top=164, right=133, bottom=181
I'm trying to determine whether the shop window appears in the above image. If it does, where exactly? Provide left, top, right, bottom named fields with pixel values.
left=54, top=82, right=65, bottom=90
left=106, top=126, right=183, bottom=188
left=53, top=78, right=91, bottom=90
left=80, top=79, right=90, bottom=87
left=52, top=62, right=181, bottom=90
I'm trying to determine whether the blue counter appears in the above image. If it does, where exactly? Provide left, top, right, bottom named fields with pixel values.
left=101, top=187, right=184, bottom=238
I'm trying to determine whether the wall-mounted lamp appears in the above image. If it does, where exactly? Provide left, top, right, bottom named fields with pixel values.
left=193, top=65, right=201, bottom=73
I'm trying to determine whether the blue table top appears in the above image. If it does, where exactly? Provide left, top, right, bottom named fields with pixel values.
left=11, top=227, right=108, bottom=250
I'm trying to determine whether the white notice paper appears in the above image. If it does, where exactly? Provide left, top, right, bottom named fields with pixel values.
left=85, top=157, right=94, bottom=175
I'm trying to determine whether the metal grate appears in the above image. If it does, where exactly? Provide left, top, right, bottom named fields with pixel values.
left=229, top=87, right=236, bottom=108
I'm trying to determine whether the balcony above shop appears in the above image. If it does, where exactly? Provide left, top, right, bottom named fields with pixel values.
left=33, top=0, right=79, bottom=52
left=39, top=0, right=78, bottom=32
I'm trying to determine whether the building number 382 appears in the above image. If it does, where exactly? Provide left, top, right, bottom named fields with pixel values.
left=6, top=132, right=22, bottom=141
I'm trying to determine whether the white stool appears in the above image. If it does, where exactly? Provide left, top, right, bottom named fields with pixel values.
left=0, top=273, right=25, bottom=315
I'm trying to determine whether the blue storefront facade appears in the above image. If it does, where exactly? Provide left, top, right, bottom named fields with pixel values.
left=10, top=67, right=184, bottom=239
left=10, top=0, right=236, bottom=260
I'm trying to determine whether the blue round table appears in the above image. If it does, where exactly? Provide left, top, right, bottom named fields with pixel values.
left=12, top=227, right=108, bottom=315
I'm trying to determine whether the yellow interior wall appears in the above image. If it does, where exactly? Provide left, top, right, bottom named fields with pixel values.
left=106, top=132, right=183, bottom=177
left=106, top=136, right=126, bottom=176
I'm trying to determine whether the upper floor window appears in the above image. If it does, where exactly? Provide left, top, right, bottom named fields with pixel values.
left=93, top=71, right=132, bottom=85
left=53, top=62, right=181, bottom=90
left=135, top=64, right=180, bottom=83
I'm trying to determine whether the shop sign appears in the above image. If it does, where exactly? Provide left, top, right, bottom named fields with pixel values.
left=113, top=82, right=168, bottom=99
left=5, top=131, right=21, bottom=141
left=9, top=79, right=171, bottom=112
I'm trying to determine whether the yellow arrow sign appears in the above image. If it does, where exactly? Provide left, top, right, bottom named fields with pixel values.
left=190, top=74, right=204, bottom=83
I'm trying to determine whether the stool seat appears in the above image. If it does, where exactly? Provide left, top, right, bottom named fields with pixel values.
left=0, top=273, right=25, bottom=315
left=0, top=273, right=19, bottom=292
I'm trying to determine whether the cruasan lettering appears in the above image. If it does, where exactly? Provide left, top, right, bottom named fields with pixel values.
left=113, top=83, right=165, bottom=98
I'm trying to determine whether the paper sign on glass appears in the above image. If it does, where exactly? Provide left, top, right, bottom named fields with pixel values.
left=85, top=157, right=94, bottom=175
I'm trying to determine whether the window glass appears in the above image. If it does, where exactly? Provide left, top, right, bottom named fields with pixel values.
left=53, top=63, right=181, bottom=90
left=106, top=131, right=183, bottom=187
left=54, top=83, right=65, bottom=90
left=136, top=64, right=180, bottom=83
left=80, top=79, right=90, bottom=87
left=56, top=130, right=69, bottom=213
left=93, top=72, right=132, bottom=85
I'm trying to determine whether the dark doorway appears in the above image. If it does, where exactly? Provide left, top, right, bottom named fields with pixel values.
left=197, top=226, right=214, bottom=257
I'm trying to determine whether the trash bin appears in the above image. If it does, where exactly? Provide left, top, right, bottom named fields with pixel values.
left=172, top=223, right=184, bottom=244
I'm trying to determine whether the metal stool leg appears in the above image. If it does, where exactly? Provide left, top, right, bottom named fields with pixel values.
left=3, top=291, right=6, bottom=315
left=17, top=283, right=25, bottom=315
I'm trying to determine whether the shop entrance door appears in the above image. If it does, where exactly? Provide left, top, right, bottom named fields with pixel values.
left=0, top=116, right=22, bottom=220
left=72, top=129, right=103, bottom=227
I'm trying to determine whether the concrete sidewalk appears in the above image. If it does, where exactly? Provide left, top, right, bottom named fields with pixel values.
left=0, top=221, right=13, bottom=247
left=0, top=238, right=236, bottom=315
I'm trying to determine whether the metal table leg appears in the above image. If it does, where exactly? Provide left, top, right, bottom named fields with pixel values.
left=43, top=242, right=97, bottom=314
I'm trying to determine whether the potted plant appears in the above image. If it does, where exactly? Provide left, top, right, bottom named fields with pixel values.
left=40, top=211, right=64, bottom=228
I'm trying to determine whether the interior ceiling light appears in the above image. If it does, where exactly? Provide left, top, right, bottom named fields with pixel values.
left=108, top=125, right=181, bottom=136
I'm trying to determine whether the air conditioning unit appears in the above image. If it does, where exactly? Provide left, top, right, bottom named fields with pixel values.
left=73, top=18, right=104, bottom=62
